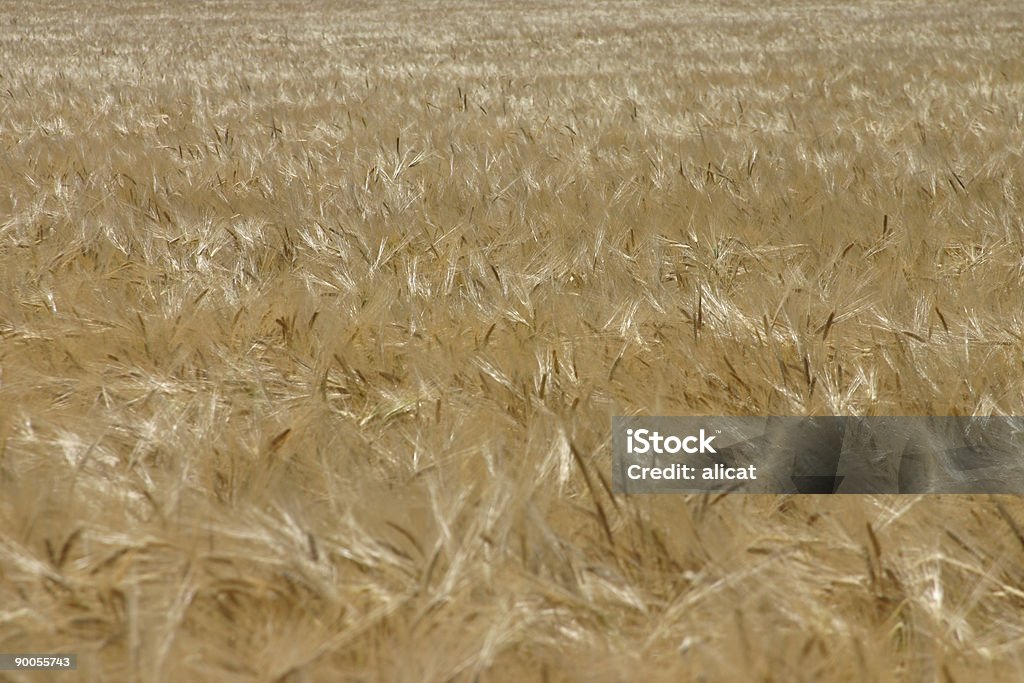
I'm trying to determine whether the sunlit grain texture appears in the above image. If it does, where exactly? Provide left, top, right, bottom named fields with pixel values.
left=2, top=1, right=1024, bottom=680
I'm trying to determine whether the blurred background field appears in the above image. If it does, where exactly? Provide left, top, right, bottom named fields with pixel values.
left=2, top=1, right=1024, bottom=680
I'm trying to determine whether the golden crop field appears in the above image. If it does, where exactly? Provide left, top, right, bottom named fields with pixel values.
left=2, top=1, right=1024, bottom=680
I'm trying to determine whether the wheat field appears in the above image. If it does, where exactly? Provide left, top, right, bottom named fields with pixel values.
left=2, top=1, right=1024, bottom=680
